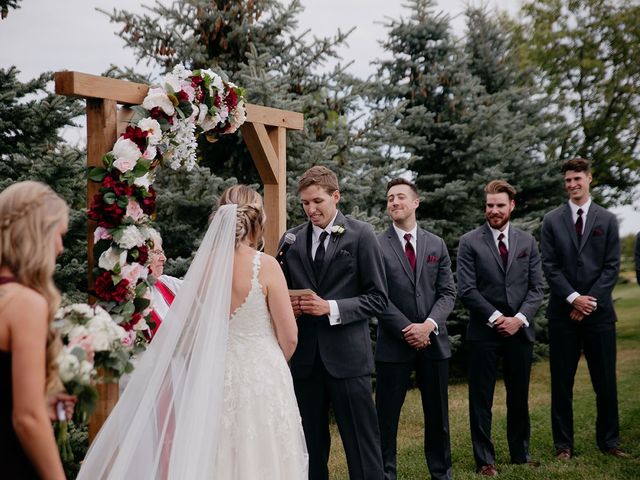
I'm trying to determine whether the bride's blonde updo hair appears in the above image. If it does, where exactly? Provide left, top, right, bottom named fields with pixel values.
left=217, top=185, right=266, bottom=248
left=0, top=181, right=68, bottom=392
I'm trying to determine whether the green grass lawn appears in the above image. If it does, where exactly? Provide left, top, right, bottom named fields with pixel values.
left=328, top=281, right=640, bottom=479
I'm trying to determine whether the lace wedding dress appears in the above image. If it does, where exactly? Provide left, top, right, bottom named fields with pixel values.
left=212, top=252, right=308, bottom=478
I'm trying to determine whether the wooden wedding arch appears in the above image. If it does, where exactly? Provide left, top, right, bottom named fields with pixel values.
left=54, top=71, right=303, bottom=437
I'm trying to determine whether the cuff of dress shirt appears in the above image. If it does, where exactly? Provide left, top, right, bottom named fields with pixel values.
left=328, top=300, right=341, bottom=325
left=487, top=310, right=502, bottom=327
left=567, top=292, right=580, bottom=304
left=426, top=318, right=439, bottom=335
left=515, top=312, right=529, bottom=327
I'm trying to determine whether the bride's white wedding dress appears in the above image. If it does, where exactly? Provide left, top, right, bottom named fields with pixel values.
left=77, top=205, right=307, bottom=479
left=213, top=252, right=308, bottom=477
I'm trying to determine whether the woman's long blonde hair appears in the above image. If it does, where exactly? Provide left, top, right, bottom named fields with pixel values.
left=0, top=181, right=68, bottom=392
left=216, top=185, right=266, bottom=248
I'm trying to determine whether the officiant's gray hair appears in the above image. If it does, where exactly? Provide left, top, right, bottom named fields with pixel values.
left=215, top=185, right=266, bottom=248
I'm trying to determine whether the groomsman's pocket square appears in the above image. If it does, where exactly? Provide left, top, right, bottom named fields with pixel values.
left=593, top=227, right=605, bottom=237
left=426, top=255, right=439, bottom=263
left=336, top=249, right=352, bottom=258
left=517, top=250, right=529, bottom=259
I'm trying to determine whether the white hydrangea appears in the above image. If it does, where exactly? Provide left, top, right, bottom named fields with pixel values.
left=133, top=173, right=153, bottom=189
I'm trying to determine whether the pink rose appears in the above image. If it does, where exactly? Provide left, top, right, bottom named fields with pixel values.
left=125, top=199, right=145, bottom=222
left=94, top=226, right=112, bottom=243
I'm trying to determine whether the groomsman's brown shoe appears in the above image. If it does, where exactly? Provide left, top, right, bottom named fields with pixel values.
left=476, top=464, right=498, bottom=476
left=556, top=448, right=572, bottom=460
left=605, top=447, right=630, bottom=458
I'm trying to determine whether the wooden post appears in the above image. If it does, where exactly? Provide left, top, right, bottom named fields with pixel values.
left=53, top=71, right=304, bottom=438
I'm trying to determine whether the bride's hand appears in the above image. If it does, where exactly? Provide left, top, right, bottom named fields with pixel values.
left=289, top=296, right=302, bottom=317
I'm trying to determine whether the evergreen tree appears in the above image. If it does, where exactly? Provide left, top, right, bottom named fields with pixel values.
left=0, top=67, right=87, bottom=301
left=374, top=1, right=561, bottom=364
left=101, top=0, right=407, bottom=276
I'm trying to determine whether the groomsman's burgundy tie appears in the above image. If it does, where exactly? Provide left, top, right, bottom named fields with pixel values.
left=404, top=233, right=416, bottom=271
left=498, top=233, right=508, bottom=269
left=314, top=231, right=329, bottom=275
left=575, top=208, right=584, bottom=241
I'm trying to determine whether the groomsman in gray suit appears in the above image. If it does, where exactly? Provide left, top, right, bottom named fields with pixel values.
left=457, top=180, right=544, bottom=476
left=280, top=166, right=387, bottom=480
left=541, top=157, right=627, bottom=459
left=375, top=178, right=456, bottom=480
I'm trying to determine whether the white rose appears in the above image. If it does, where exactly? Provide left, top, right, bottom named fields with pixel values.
left=58, top=352, right=80, bottom=383
left=115, top=225, right=145, bottom=250
left=142, top=145, right=157, bottom=160
left=79, top=360, right=95, bottom=384
left=67, top=325, right=89, bottom=343
left=142, top=88, right=175, bottom=116
left=112, top=137, right=141, bottom=173
left=89, top=329, right=112, bottom=351
left=98, top=247, right=128, bottom=272
left=134, top=173, right=153, bottom=190
left=138, top=118, right=162, bottom=145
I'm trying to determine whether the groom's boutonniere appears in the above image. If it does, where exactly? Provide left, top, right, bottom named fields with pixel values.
left=330, top=225, right=346, bottom=242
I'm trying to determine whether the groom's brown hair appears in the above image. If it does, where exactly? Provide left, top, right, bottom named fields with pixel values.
left=298, top=166, right=339, bottom=194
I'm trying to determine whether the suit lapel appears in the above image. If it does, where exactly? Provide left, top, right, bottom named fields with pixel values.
left=580, top=203, right=599, bottom=252
left=506, top=227, right=518, bottom=273
left=561, top=203, right=581, bottom=251
left=386, top=225, right=415, bottom=286
left=482, top=223, right=504, bottom=272
left=415, top=227, right=427, bottom=284
left=317, top=211, right=346, bottom=283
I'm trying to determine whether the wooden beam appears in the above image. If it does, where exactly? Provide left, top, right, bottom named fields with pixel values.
left=244, top=103, right=303, bottom=130
left=55, top=71, right=149, bottom=105
left=240, top=122, right=279, bottom=184
left=55, top=71, right=304, bottom=128
left=263, top=126, right=288, bottom=255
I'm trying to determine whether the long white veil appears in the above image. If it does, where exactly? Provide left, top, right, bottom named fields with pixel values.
left=78, top=204, right=237, bottom=480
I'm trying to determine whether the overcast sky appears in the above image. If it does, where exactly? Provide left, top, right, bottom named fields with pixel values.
left=1, top=0, right=638, bottom=234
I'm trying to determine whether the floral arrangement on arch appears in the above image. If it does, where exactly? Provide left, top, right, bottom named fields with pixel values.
left=87, top=65, right=246, bottom=349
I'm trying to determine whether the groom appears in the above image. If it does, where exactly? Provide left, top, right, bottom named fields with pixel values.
left=280, top=166, right=387, bottom=480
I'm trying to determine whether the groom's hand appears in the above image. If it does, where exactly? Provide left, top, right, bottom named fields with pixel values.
left=299, top=293, right=330, bottom=317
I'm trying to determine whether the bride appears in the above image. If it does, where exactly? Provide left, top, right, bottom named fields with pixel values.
left=78, top=185, right=308, bottom=479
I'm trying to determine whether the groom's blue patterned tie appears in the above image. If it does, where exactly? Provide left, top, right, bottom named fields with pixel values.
left=314, top=231, right=329, bottom=276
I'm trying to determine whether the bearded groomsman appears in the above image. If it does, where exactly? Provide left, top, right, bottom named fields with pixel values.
left=375, top=178, right=455, bottom=480
left=541, top=158, right=627, bottom=459
left=280, top=166, right=387, bottom=480
left=457, top=180, right=544, bottom=476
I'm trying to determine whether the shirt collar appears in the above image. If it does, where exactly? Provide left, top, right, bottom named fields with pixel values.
left=569, top=197, right=591, bottom=216
left=392, top=223, right=417, bottom=245
left=489, top=222, right=510, bottom=244
left=312, top=211, right=339, bottom=240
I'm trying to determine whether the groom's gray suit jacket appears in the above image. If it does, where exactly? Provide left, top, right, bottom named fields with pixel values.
left=375, top=225, right=455, bottom=362
left=280, top=210, right=388, bottom=379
